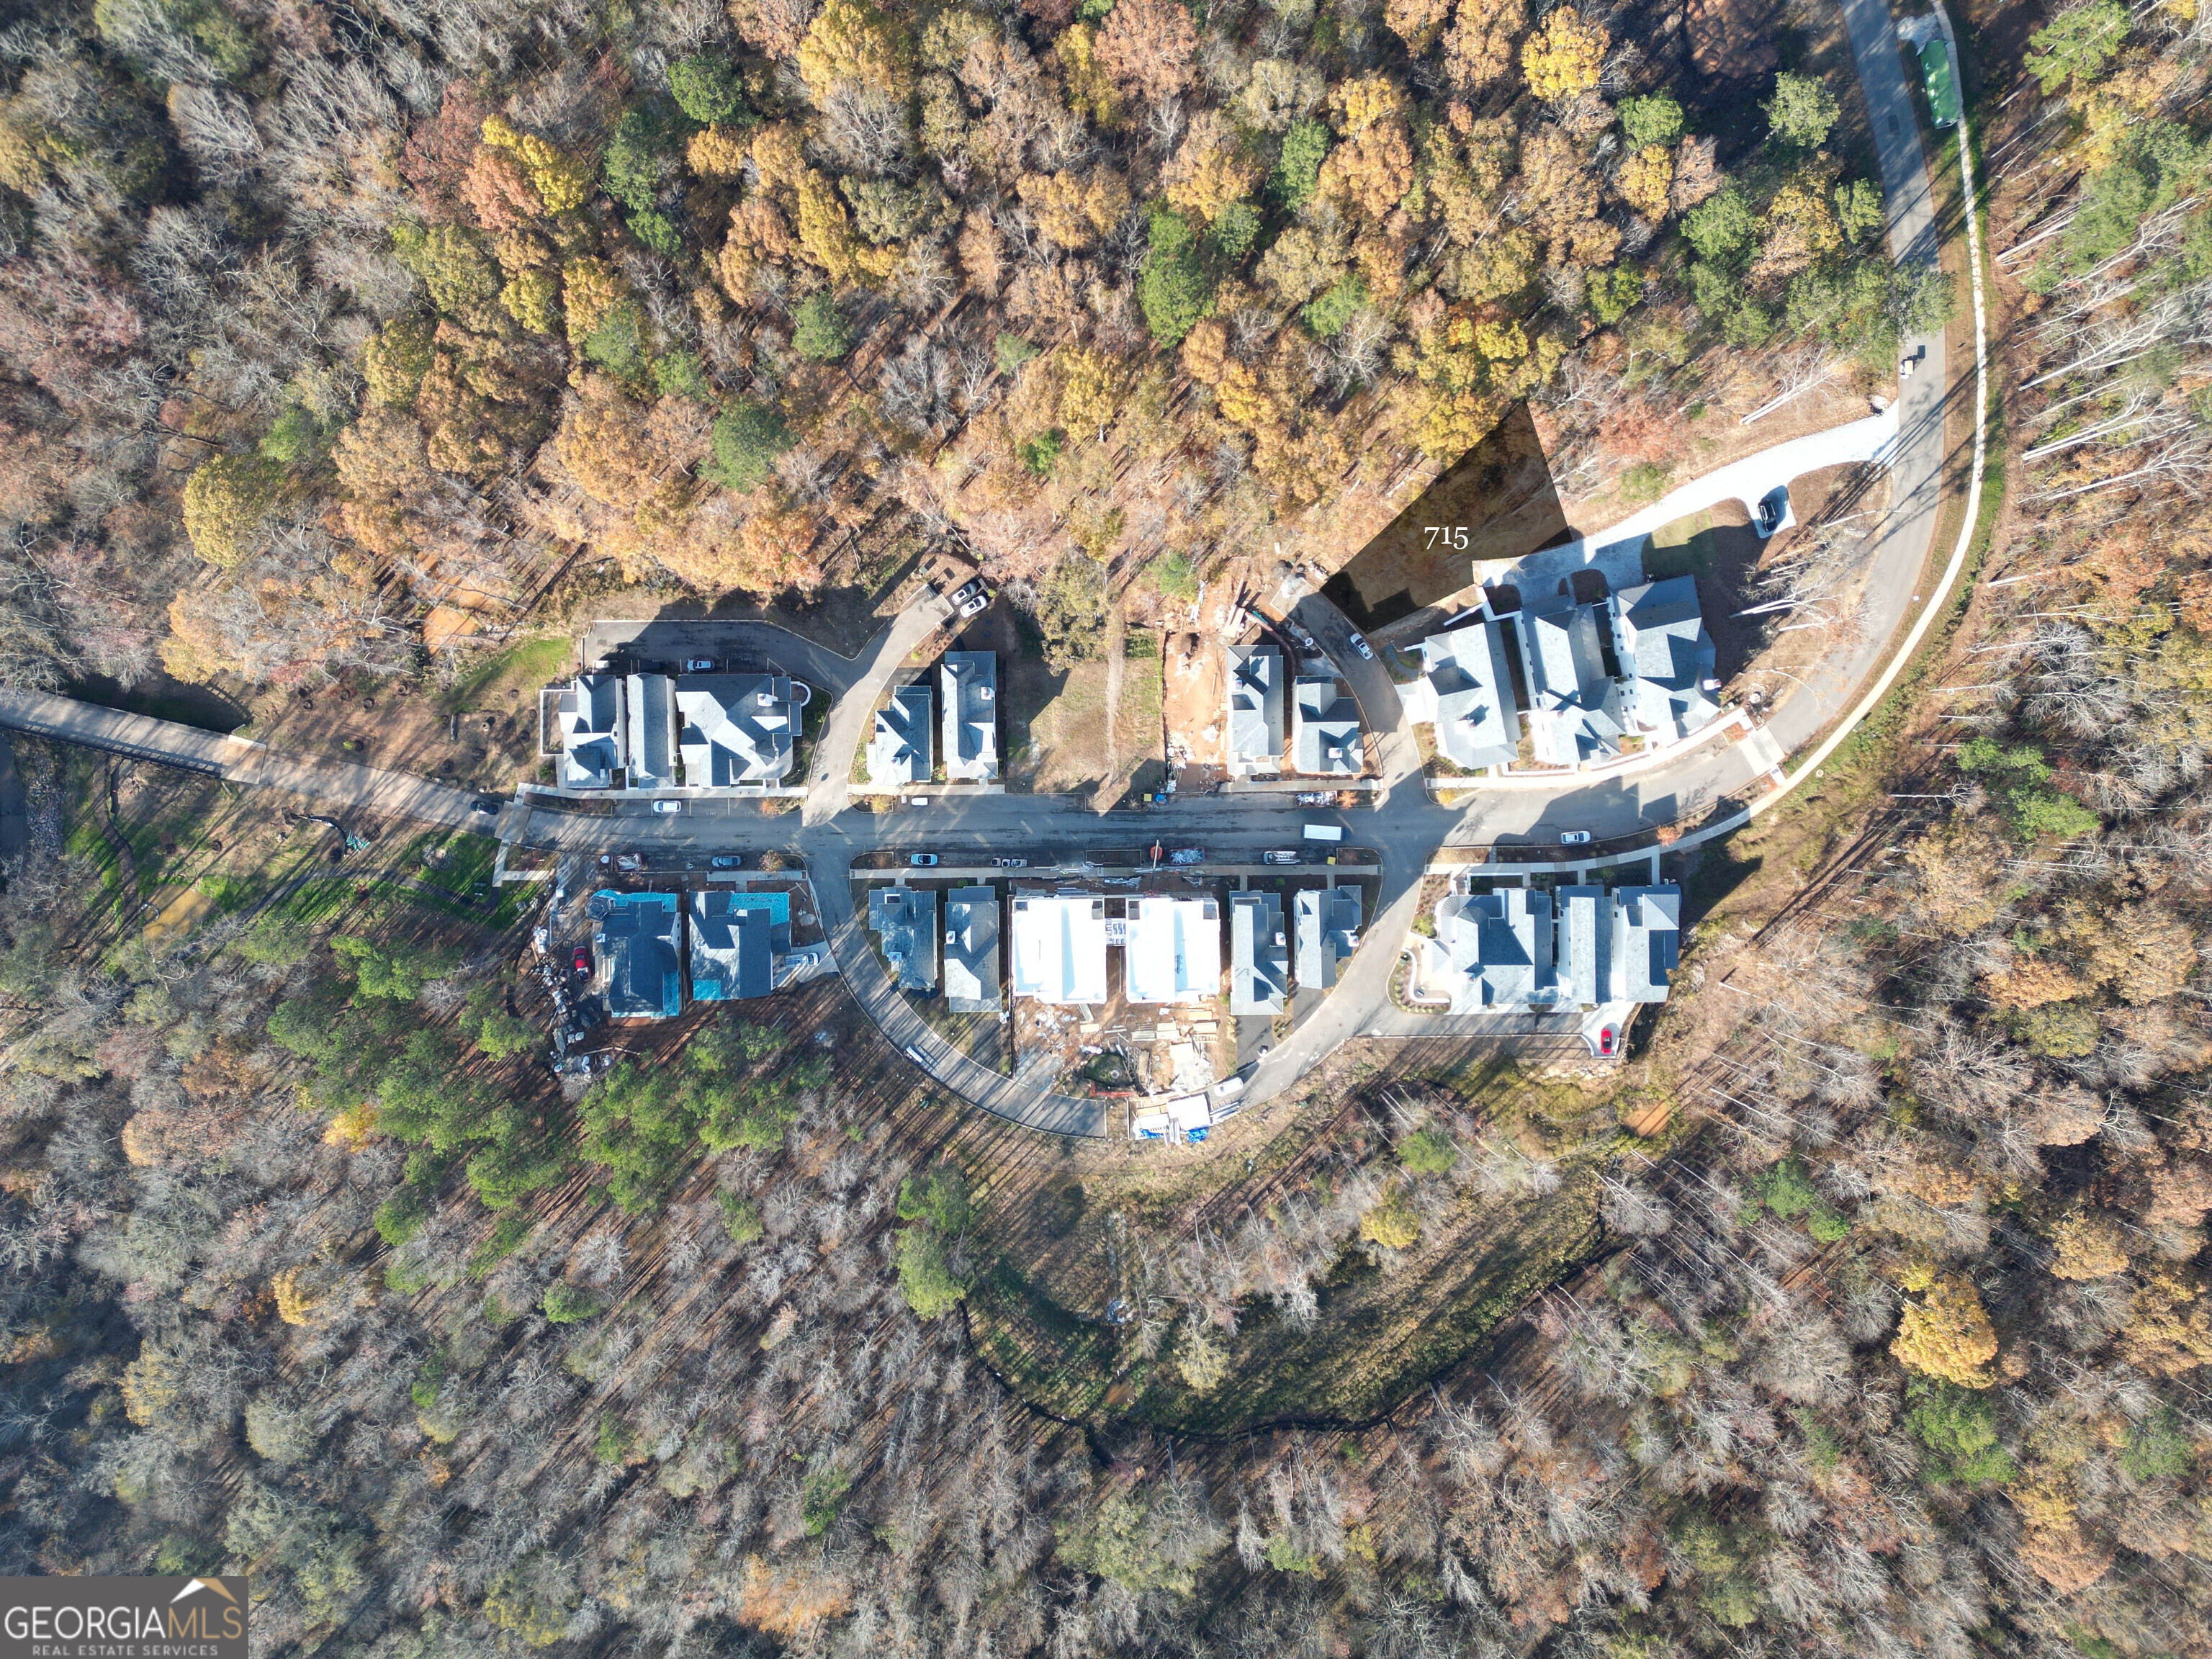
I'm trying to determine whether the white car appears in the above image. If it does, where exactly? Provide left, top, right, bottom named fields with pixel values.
left=683, top=657, right=716, bottom=672
left=909, top=853, right=939, bottom=867
left=652, top=799, right=683, bottom=815
left=1349, top=634, right=1374, bottom=660
left=1560, top=830, right=1592, bottom=845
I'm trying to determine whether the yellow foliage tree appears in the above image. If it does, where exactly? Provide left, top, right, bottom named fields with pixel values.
left=688, top=125, right=751, bottom=177
left=500, top=268, right=560, bottom=333
left=1385, top=0, right=1453, bottom=51
left=1057, top=349, right=1123, bottom=444
left=1359, top=1182, right=1422, bottom=1249
left=481, top=114, right=590, bottom=213
left=561, top=258, right=626, bottom=350
left=1017, top=168, right=1133, bottom=250
left=1981, top=955, right=2084, bottom=1010
left=1446, top=0, right=1526, bottom=91
left=2120, top=1262, right=2212, bottom=1375
left=1178, top=319, right=1229, bottom=385
left=1055, top=22, right=1120, bottom=125
left=1520, top=6, right=1606, bottom=100
left=1891, top=1272, right=1999, bottom=1388
left=1332, top=74, right=1411, bottom=136
left=1318, top=117, right=1415, bottom=221
left=797, top=0, right=914, bottom=104
left=1617, top=144, right=1673, bottom=220
left=2010, top=1474, right=2115, bottom=1593
left=272, top=1264, right=320, bottom=1326
left=1161, top=114, right=1258, bottom=226
left=122, top=1341, right=186, bottom=1427
left=2087, top=901, right=2194, bottom=1005
left=183, top=455, right=278, bottom=568
left=2047, top=1208, right=2128, bottom=1280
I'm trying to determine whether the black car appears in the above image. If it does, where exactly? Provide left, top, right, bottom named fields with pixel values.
left=472, top=797, right=501, bottom=814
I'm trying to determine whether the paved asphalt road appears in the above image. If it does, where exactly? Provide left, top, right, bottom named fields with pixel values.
left=0, top=2, right=1956, bottom=1138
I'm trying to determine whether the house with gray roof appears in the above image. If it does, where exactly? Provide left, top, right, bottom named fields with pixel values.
left=1226, top=644, right=1285, bottom=775
left=593, top=891, right=682, bottom=1019
left=940, top=653, right=999, bottom=782
left=1429, top=882, right=1682, bottom=1012
left=943, top=886, right=1001, bottom=1012
left=1437, top=886, right=1557, bottom=1012
left=1613, top=885, right=1682, bottom=1002
left=1293, top=887, right=1361, bottom=992
left=1291, top=675, right=1362, bottom=775
left=624, top=673, right=679, bottom=790
left=868, top=680, right=933, bottom=788
left=689, top=889, right=787, bottom=1002
left=555, top=673, right=626, bottom=789
left=1229, top=892, right=1289, bottom=1015
left=676, top=674, right=803, bottom=787
left=868, top=886, right=939, bottom=992
left=1613, top=577, right=1720, bottom=743
left=1403, top=621, right=1522, bottom=772
left=1518, top=601, right=1627, bottom=767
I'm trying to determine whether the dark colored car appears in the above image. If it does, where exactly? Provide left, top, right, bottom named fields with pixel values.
left=473, top=798, right=500, bottom=814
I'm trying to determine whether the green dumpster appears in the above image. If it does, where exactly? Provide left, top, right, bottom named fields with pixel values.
left=1921, top=39, right=1961, bottom=128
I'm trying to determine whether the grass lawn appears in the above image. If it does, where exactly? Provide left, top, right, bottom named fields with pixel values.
left=1643, top=509, right=1719, bottom=580
left=439, top=636, right=572, bottom=717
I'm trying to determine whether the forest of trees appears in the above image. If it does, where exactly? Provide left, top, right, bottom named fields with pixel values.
left=0, top=0, right=1912, bottom=695
left=3, top=0, right=2212, bottom=1658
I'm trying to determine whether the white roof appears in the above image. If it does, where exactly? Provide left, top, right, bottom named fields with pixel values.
left=1007, top=891, right=1109, bottom=1004
left=1123, top=895, right=1221, bottom=1004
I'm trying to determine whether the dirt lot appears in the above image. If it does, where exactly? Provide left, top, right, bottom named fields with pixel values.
left=956, top=605, right=1162, bottom=800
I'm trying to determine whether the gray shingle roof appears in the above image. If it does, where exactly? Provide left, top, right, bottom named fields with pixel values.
left=1613, top=577, right=1720, bottom=742
left=1227, top=646, right=1285, bottom=767
left=676, top=674, right=799, bottom=786
left=1518, top=603, right=1627, bottom=766
left=689, top=889, right=783, bottom=1001
left=624, top=673, right=679, bottom=789
left=1291, top=675, right=1362, bottom=775
left=1413, top=621, right=1521, bottom=771
left=940, top=653, right=999, bottom=781
left=868, top=886, right=939, bottom=992
left=557, top=674, right=625, bottom=789
left=594, top=891, right=682, bottom=1018
left=868, top=681, right=934, bottom=787
left=1293, top=887, right=1360, bottom=992
left=1229, top=892, right=1288, bottom=1015
left=943, top=886, right=1001, bottom=1012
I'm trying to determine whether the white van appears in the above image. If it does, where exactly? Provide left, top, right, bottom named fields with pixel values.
left=1302, top=822, right=1345, bottom=843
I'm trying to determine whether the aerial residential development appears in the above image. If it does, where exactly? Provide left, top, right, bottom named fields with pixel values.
left=18, top=0, right=2143, bottom=1648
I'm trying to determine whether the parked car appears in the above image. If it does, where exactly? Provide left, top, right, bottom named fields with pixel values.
left=786, top=949, right=822, bottom=968
left=572, top=944, right=592, bottom=974
left=1596, top=1026, right=1618, bottom=1057
left=472, top=797, right=500, bottom=814
left=1263, top=850, right=1300, bottom=865
left=990, top=856, right=1027, bottom=868
left=614, top=853, right=643, bottom=872
left=652, top=799, right=683, bottom=815
left=909, top=853, right=939, bottom=867
left=683, top=657, right=717, bottom=672
left=1899, top=343, right=1925, bottom=379
left=1348, top=633, right=1375, bottom=660
left=904, top=1044, right=929, bottom=1066
left=1560, top=830, right=1592, bottom=845
left=709, top=855, right=743, bottom=870
left=951, top=577, right=990, bottom=616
